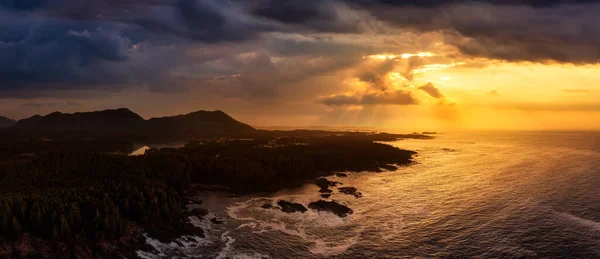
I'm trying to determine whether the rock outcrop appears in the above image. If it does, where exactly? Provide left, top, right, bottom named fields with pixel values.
left=277, top=200, right=307, bottom=213
left=338, top=187, right=363, bottom=198
left=308, top=200, right=353, bottom=217
left=315, top=178, right=341, bottom=193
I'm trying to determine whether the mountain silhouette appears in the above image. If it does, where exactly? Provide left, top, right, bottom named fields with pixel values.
left=11, top=108, right=255, bottom=138
left=146, top=110, right=254, bottom=136
left=0, top=116, right=16, bottom=128
left=14, top=108, right=145, bottom=132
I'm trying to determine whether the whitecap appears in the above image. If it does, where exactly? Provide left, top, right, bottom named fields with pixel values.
left=135, top=233, right=207, bottom=259
left=216, top=231, right=236, bottom=259
left=223, top=195, right=358, bottom=257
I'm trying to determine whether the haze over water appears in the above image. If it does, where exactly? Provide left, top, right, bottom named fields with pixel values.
left=143, top=131, right=600, bottom=258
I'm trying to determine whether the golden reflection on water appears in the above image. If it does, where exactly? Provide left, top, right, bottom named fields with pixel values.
left=187, top=132, right=600, bottom=258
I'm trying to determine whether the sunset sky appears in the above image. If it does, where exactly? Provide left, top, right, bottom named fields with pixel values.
left=1, top=0, right=600, bottom=131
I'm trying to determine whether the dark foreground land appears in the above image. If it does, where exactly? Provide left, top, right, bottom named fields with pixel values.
left=0, top=109, right=429, bottom=258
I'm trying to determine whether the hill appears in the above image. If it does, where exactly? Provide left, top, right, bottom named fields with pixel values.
left=13, top=108, right=145, bottom=133
left=0, top=116, right=15, bottom=128
left=10, top=108, right=256, bottom=139
left=145, top=110, right=255, bottom=137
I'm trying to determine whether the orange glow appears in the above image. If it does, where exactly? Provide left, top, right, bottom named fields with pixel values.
left=400, top=52, right=436, bottom=59
left=364, top=52, right=436, bottom=60
left=331, top=51, right=600, bottom=131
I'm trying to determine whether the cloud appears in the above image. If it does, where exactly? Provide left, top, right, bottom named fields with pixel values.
left=21, top=101, right=82, bottom=109
left=419, top=82, right=444, bottom=99
left=353, top=0, right=599, bottom=8
left=355, top=1, right=600, bottom=64
left=0, top=0, right=379, bottom=98
left=320, top=90, right=418, bottom=106
left=248, top=0, right=373, bottom=33
left=356, top=58, right=397, bottom=90
left=0, top=0, right=281, bottom=96
left=0, top=14, right=134, bottom=88
left=132, top=0, right=278, bottom=43
left=2, top=0, right=600, bottom=107
left=315, top=55, right=454, bottom=108
left=0, top=0, right=277, bottom=42
left=239, top=51, right=280, bottom=97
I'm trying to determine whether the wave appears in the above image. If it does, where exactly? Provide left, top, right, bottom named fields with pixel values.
left=216, top=231, right=236, bottom=259
left=136, top=209, right=219, bottom=258
left=135, top=234, right=207, bottom=259
left=558, top=212, right=600, bottom=232
left=225, top=196, right=358, bottom=256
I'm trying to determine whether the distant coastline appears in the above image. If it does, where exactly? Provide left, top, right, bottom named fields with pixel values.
left=255, top=125, right=380, bottom=132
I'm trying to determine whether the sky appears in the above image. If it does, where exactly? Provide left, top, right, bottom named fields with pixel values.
left=1, top=0, right=600, bottom=131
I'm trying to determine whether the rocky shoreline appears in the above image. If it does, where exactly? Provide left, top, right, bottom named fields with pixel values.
left=2, top=165, right=406, bottom=258
left=133, top=160, right=404, bottom=257
left=257, top=174, right=365, bottom=215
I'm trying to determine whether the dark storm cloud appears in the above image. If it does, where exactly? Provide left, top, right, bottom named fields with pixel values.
left=353, top=0, right=600, bottom=8
left=0, top=13, right=134, bottom=89
left=246, top=0, right=364, bottom=32
left=247, top=0, right=600, bottom=64
left=3, top=0, right=600, bottom=99
left=131, top=0, right=278, bottom=43
left=251, top=0, right=336, bottom=24
left=321, top=90, right=418, bottom=106
left=0, top=0, right=278, bottom=42
left=353, top=0, right=600, bottom=63
left=0, top=0, right=278, bottom=95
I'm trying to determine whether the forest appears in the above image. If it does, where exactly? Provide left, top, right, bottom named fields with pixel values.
left=0, top=132, right=420, bottom=257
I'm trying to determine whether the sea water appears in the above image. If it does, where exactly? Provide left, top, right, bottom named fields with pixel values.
left=139, top=131, right=600, bottom=258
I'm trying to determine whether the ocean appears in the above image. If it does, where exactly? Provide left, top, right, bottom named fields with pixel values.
left=137, top=131, right=600, bottom=258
